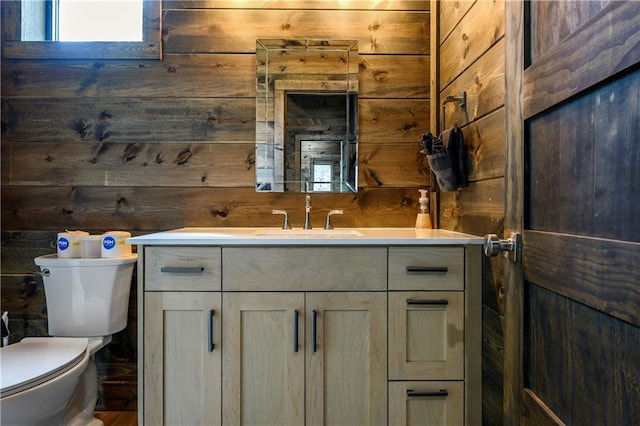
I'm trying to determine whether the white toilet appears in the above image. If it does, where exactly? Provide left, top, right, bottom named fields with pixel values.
left=0, top=254, right=137, bottom=426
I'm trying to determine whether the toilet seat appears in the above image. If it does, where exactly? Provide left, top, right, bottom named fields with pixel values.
left=0, top=337, right=88, bottom=398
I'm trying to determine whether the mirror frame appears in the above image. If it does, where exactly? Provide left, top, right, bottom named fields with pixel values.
left=255, top=38, right=359, bottom=193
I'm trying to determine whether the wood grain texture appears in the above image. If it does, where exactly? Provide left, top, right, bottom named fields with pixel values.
left=481, top=306, right=504, bottom=426
left=2, top=54, right=426, bottom=99
left=441, top=39, right=505, bottom=129
left=1, top=186, right=421, bottom=230
left=1, top=0, right=432, bottom=414
left=306, top=292, right=387, bottom=425
left=526, top=284, right=640, bottom=425
left=524, top=230, right=640, bottom=326
left=524, top=1, right=640, bottom=119
left=530, top=0, right=610, bottom=59
left=439, top=0, right=504, bottom=89
left=528, top=69, right=640, bottom=242
left=439, top=178, right=504, bottom=235
left=503, top=2, right=525, bottom=426
left=522, top=389, right=565, bottom=426
left=161, top=9, right=429, bottom=55
left=164, top=0, right=429, bottom=10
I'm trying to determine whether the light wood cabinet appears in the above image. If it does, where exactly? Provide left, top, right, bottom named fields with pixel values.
left=389, top=291, right=464, bottom=380
left=222, top=292, right=387, bottom=426
left=389, top=381, right=464, bottom=426
left=221, top=292, right=305, bottom=425
left=144, top=291, right=221, bottom=426
left=387, top=246, right=481, bottom=426
left=305, top=292, right=387, bottom=425
left=138, top=241, right=481, bottom=426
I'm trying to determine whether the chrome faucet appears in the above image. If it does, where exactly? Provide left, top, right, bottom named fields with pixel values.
left=304, top=194, right=312, bottom=230
left=324, top=209, right=344, bottom=230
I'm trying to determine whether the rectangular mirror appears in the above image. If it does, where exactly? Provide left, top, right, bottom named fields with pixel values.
left=256, top=39, right=359, bottom=192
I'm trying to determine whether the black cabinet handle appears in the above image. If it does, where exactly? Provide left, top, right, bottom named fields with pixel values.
left=407, top=389, right=448, bottom=398
left=293, top=310, right=299, bottom=353
left=407, top=299, right=449, bottom=305
left=406, top=266, right=449, bottom=273
left=311, top=310, right=317, bottom=353
left=207, top=310, right=215, bottom=352
left=160, top=266, right=204, bottom=274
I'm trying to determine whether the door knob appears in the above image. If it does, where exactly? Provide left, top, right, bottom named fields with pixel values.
left=484, top=233, right=521, bottom=262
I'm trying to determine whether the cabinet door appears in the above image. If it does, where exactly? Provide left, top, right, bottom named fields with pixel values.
left=389, top=291, right=464, bottom=380
left=389, top=381, right=464, bottom=425
left=144, top=292, right=221, bottom=426
left=306, top=292, right=387, bottom=426
left=222, top=292, right=305, bottom=426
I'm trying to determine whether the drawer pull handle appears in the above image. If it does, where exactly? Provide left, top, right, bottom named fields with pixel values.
left=407, top=389, right=448, bottom=398
left=406, top=266, right=449, bottom=273
left=311, top=310, right=317, bottom=353
left=160, top=267, right=204, bottom=274
left=293, top=310, right=299, bottom=353
left=407, top=299, right=449, bottom=305
left=207, top=310, right=215, bottom=352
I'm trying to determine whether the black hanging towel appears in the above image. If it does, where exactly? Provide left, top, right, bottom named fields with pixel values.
left=423, top=126, right=468, bottom=192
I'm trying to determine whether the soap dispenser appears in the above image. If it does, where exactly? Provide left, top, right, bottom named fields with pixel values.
left=415, top=189, right=433, bottom=229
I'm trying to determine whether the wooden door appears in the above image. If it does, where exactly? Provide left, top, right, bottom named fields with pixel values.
left=222, top=292, right=305, bottom=426
left=144, top=292, right=222, bottom=426
left=305, top=292, right=387, bottom=426
left=504, top=1, right=640, bottom=425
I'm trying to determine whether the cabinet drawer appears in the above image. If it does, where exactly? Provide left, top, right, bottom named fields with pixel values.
left=145, top=246, right=221, bottom=291
left=389, top=381, right=463, bottom=426
left=389, top=291, right=464, bottom=380
left=388, top=247, right=464, bottom=290
left=223, top=247, right=387, bottom=291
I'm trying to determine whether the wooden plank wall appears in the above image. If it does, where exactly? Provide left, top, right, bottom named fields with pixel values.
left=1, top=0, right=430, bottom=412
left=434, top=1, right=505, bottom=424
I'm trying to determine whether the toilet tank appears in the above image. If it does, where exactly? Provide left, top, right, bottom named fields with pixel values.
left=34, top=254, right=137, bottom=337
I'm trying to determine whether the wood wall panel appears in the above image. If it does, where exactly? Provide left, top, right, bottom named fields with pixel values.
left=440, top=0, right=504, bottom=89
left=438, top=0, right=474, bottom=43
left=1, top=187, right=420, bottom=231
left=1, top=54, right=429, bottom=99
left=1, top=1, right=430, bottom=413
left=439, top=178, right=504, bottom=235
left=441, top=39, right=505, bottom=129
left=164, top=1, right=429, bottom=10
left=161, top=10, right=429, bottom=54
left=436, top=1, right=506, bottom=425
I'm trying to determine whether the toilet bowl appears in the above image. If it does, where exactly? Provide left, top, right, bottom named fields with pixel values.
left=0, top=254, right=136, bottom=426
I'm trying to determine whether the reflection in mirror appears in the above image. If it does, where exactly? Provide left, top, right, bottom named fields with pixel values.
left=256, top=39, right=359, bottom=193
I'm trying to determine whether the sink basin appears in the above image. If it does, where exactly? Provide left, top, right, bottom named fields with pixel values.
left=252, top=229, right=363, bottom=237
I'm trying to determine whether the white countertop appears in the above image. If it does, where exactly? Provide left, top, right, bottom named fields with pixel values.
left=127, top=227, right=484, bottom=246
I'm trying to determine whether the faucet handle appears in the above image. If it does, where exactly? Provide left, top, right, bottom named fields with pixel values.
left=324, top=209, right=344, bottom=230
left=272, top=210, right=292, bottom=230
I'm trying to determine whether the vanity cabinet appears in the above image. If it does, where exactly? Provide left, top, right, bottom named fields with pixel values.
left=222, top=247, right=387, bottom=425
left=144, top=292, right=221, bottom=426
left=143, top=246, right=223, bottom=425
left=134, top=231, right=482, bottom=426
left=222, top=291, right=387, bottom=425
left=387, top=246, right=481, bottom=426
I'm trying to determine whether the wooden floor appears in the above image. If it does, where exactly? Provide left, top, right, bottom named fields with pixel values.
left=94, top=411, right=137, bottom=426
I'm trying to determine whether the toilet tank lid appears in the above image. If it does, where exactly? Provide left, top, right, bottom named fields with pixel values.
left=34, top=253, right=137, bottom=267
left=0, top=337, right=88, bottom=397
